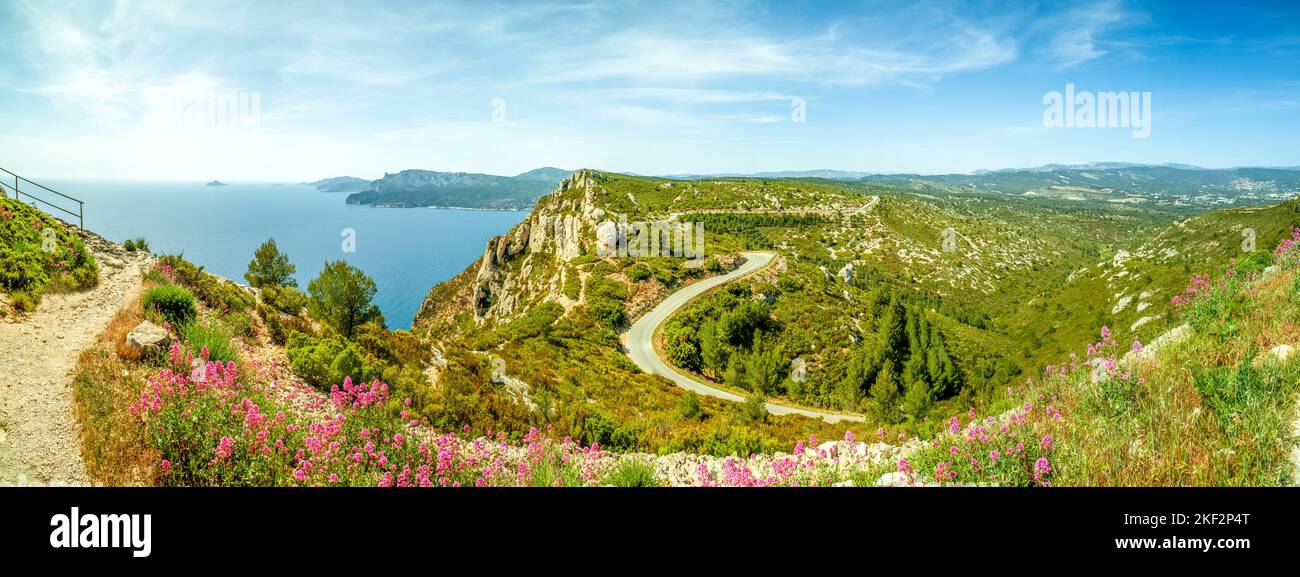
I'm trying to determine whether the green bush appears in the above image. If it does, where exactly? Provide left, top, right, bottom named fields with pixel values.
left=261, top=284, right=308, bottom=315
left=257, top=303, right=313, bottom=346
left=665, top=324, right=702, bottom=371
left=742, top=393, right=768, bottom=423
left=159, top=254, right=254, bottom=312
left=675, top=390, right=704, bottom=420
left=586, top=300, right=626, bottom=329
left=9, top=290, right=38, bottom=312
left=123, top=237, right=149, bottom=253
left=626, top=264, right=651, bottom=282
left=286, top=332, right=378, bottom=389
left=0, top=198, right=99, bottom=307
left=142, top=284, right=197, bottom=327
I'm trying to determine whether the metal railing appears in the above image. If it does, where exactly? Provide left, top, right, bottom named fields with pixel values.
left=0, top=166, right=84, bottom=229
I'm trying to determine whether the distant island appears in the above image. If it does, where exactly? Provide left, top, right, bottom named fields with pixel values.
left=205, top=180, right=227, bottom=187
left=309, top=167, right=571, bottom=210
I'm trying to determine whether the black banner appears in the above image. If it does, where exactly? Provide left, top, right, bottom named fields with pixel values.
left=0, top=487, right=1290, bottom=567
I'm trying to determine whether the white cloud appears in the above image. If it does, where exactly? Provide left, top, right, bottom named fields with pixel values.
left=1041, top=0, right=1136, bottom=69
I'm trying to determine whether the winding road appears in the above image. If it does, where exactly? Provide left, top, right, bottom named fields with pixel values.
left=623, top=251, right=865, bottom=423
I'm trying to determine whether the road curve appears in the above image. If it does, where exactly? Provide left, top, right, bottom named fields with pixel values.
left=623, top=251, right=865, bottom=424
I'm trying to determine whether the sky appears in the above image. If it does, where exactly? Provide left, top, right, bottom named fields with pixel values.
left=0, top=0, right=1298, bottom=181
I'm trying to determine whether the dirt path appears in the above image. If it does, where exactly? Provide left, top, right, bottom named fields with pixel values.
left=0, top=239, right=150, bottom=486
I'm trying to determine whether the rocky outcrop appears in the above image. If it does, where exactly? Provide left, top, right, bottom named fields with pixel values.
left=421, top=170, right=611, bottom=325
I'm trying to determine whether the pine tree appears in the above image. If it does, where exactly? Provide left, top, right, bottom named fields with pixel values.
left=699, top=319, right=728, bottom=376
left=724, top=353, right=747, bottom=390
left=744, top=333, right=781, bottom=394
left=877, top=293, right=908, bottom=374
left=245, top=238, right=297, bottom=288
left=868, top=365, right=902, bottom=424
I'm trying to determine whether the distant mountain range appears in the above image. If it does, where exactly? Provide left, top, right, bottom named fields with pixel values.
left=858, top=164, right=1300, bottom=208
left=310, top=163, right=1300, bottom=211
left=307, top=168, right=572, bottom=210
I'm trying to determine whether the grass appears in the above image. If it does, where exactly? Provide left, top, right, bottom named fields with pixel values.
left=603, top=458, right=660, bottom=487
left=179, top=319, right=240, bottom=363
left=1039, top=255, right=1300, bottom=486
left=70, top=291, right=160, bottom=486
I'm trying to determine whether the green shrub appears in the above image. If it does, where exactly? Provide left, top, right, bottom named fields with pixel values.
left=0, top=198, right=99, bottom=306
left=123, top=237, right=149, bottom=253
left=159, top=254, right=254, bottom=312
left=142, top=284, right=197, bottom=326
left=261, top=284, right=307, bottom=315
left=562, top=268, right=581, bottom=300
left=586, top=300, right=626, bottom=329
left=665, top=323, right=702, bottom=371
left=742, top=393, right=768, bottom=423
left=286, top=333, right=378, bottom=389
left=502, top=302, right=564, bottom=341
left=257, top=303, right=313, bottom=346
left=222, top=310, right=256, bottom=339
left=675, top=391, right=704, bottom=420
left=9, top=290, right=38, bottom=312
left=626, top=264, right=651, bottom=282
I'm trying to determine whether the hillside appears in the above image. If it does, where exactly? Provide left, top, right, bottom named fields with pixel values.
left=318, top=168, right=572, bottom=210
left=861, top=165, right=1300, bottom=209
left=411, top=169, right=1300, bottom=454
left=0, top=197, right=99, bottom=315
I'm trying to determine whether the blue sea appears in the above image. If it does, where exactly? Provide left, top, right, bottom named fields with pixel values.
left=31, top=180, right=526, bottom=329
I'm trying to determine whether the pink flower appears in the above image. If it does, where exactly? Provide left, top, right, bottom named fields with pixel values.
left=160, top=459, right=171, bottom=473
left=1040, top=434, right=1055, bottom=452
left=214, top=436, right=235, bottom=460
left=1033, top=457, right=1052, bottom=484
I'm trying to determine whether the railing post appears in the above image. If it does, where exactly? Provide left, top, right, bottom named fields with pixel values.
left=79, top=201, right=84, bottom=229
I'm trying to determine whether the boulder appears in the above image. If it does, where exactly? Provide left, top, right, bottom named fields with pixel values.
left=1256, top=344, right=1295, bottom=366
left=125, top=321, right=170, bottom=355
left=837, top=263, right=855, bottom=285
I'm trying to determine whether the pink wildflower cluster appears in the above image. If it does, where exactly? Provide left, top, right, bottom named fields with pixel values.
left=153, top=261, right=177, bottom=283
left=133, top=340, right=615, bottom=487
left=901, top=402, right=1059, bottom=487
left=1170, top=274, right=1211, bottom=309
left=1273, top=227, right=1300, bottom=268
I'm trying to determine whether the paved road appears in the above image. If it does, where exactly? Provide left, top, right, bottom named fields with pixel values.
left=624, top=251, right=865, bottom=424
